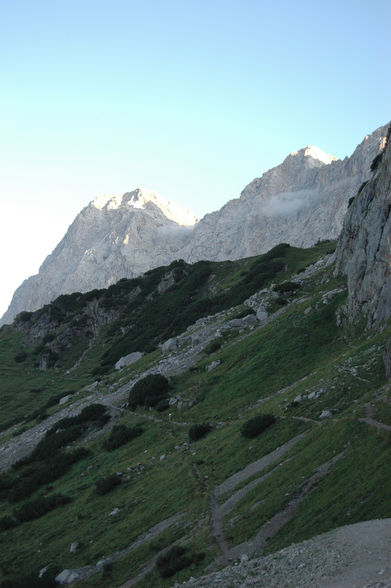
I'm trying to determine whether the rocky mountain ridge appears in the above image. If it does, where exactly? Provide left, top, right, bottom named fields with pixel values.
left=1, top=123, right=388, bottom=325
left=181, top=126, right=387, bottom=263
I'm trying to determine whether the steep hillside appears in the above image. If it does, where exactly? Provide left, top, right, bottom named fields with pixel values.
left=1, top=229, right=391, bottom=587
left=2, top=124, right=388, bottom=325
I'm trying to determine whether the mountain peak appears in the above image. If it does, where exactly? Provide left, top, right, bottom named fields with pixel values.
left=290, top=145, right=338, bottom=165
left=91, top=188, right=199, bottom=227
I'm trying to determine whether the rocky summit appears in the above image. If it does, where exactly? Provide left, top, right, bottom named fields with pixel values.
left=1, top=124, right=388, bottom=325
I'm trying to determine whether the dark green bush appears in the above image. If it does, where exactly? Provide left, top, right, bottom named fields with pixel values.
left=0, top=515, right=17, bottom=531
left=233, top=306, right=256, bottom=319
left=0, top=572, right=59, bottom=588
left=156, top=546, right=205, bottom=578
left=204, top=338, right=223, bottom=355
left=156, top=546, right=192, bottom=578
left=104, top=424, right=143, bottom=451
left=273, top=281, right=300, bottom=294
left=14, top=351, right=27, bottom=363
left=77, top=403, right=109, bottom=424
left=0, top=473, right=14, bottom=493
left=13, top=494, right=71, bottom=523
left=95, top=474, right=121, bottom=496
left=15, top=311, right=33, bottom=322
left=9, top=449, right=89, bottom=502
left=92, top=364, right=111, bottom=376
left=128, top=374, right=171, bottom=410
left=22, top=425, right=85, bottom=463
left=241, top=414, right=276, bottom=438
left=188, top=423, right=212, bottom=442
left=275, top=297, right=288, bottom=306
left=155, top=398, right=170, bottom=412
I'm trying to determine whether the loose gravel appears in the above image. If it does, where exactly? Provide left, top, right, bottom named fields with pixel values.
left=176, top=519, right=391, bottom=587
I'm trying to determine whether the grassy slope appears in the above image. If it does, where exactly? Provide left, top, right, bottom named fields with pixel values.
left=1, top=241, right=391, bottom=587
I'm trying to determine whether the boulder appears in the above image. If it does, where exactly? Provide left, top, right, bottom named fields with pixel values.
left=115, top=352, right=144, bottom=370
left=256, top=308, right=268, bottom=322
left=59, top=394, right=74, bottom=406
left=207, top=360, right=221, bottom=372
left=55, top=570, right=81, bottom=585
left=161, top=338, right=178, bottom=353
left=319, top=410, right=332, bottom=419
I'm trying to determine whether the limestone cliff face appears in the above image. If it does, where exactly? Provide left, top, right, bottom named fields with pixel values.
left=178, top=127, right=387, bottom=263
left=1, top=124, right=388, bottom=325
left=335, top=128, right=391, bottom=326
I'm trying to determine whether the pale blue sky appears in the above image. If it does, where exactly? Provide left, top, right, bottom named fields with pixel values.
left=0, top=0, right=390, bottom=317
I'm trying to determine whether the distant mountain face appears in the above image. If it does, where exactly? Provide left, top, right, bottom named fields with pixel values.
left=1, top=124, right=388, bottom=325
left=179, top=128, right=387, bottom=263
left=1, top=189, right=198, bottom=325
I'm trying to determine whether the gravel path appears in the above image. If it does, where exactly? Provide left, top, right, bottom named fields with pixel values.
left=224, top=451, right=345, bottom=563
left=176, top=518, right=391, bottom=587
left=359, top=403, right=391, bottom=433
left=55, top=512, right=187, bottom=585
left=214, top=433, right=305, bottom=499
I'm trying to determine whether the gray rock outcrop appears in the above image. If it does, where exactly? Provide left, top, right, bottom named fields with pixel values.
left=178, top=127, right=387, bottom=263
left=335, top=126, right=391, bottom=326
left=1, top=124, right=388, bottom=325
left=115, top=352, right=144, bottom=370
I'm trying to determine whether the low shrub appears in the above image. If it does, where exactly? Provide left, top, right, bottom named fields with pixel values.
left=13, top=494, right=71, bottom=523
left=241, top=414, right=276, bottom=438
left=91, top=364, right=111, bottom=376
left=275, top=297, right=288, bottom=306
left=189, top=423, right=212, bottom=442
left=95, top=474, right=121, bottom=496
left=0, top=515, right=17, bottom=531
left=14, top=351, right=28, bottom=363
left=104, top=424, right=143, bottom=451
left=19, top=425, right=85, bottom=464
left=204, top=338, right=223, bottom=355
left=15, top=311, right=33, bottom=322
left=156, top=546, right=192, bottom=578
left=0, top=573, right=57, bottom=588
left=155, top=398, right=170, bottom=412
left=273, top=281, right=300, bottom=294
left=128, top=374, right=171, bottom=410
left=9, top=448, right=89, bottom=502
left=16, top=404, right=109, bottom=466
left=76, top=403, right=109, bottom=424
left=0, top=473, right=13, bottom=493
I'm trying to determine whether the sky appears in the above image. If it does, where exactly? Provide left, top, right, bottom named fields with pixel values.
left=0, top=0, right=390, bottom=318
